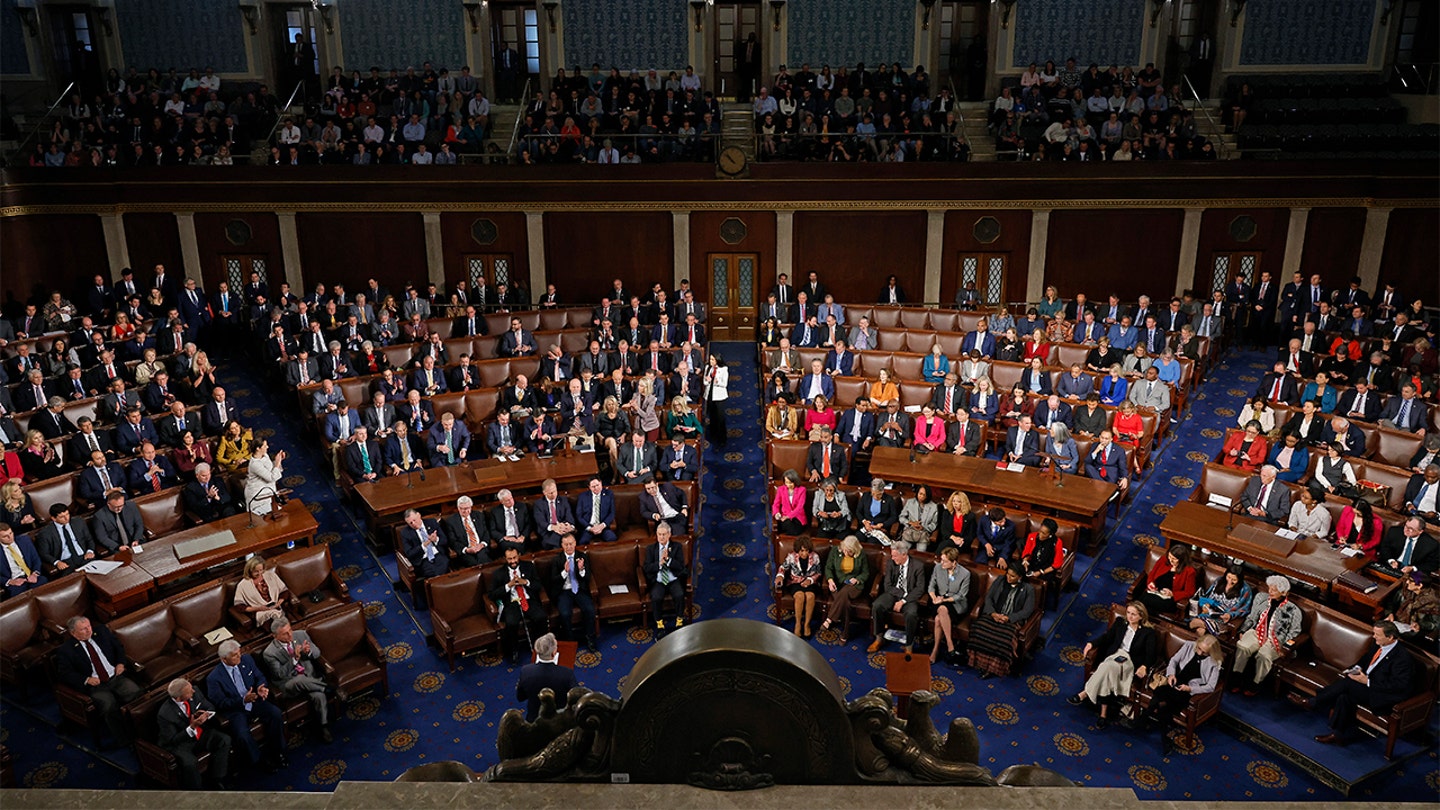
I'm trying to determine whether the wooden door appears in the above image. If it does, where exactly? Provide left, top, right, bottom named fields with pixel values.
left=713, top=3, right=762, bottom=100
left=271, top=4, right=320, bottom=100
left=706, top=252, right=759, bottom=340
left=489, top=2, right=540, bottom=102
left=938, top=1, right=990, bottom=100
left=458, top=253, right=516, bottom=309
left=1207, top=252, right=1260, bottom=298
left=216, top=255, right=278, bottom=319
left=956, top=252, right=1009, bottom=307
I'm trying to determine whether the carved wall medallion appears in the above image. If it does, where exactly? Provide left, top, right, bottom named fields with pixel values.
left=1229, top=215, right=1258, bottom=242
left=973, top=216, right=1002, bottom=244
left=224, top=219, right=252, bottom=246
left=471, top=218, right=499, bottom=245
left=720, top=217, right=748, bottom=245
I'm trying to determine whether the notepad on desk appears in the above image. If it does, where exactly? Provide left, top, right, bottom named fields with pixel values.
left=204, top=627, right=234, bottom=646
left=608, top=584, right=630, bottom=595
left=77, top=560, right=124, bottom=575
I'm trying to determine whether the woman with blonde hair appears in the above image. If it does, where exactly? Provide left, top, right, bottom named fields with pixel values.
left=820, top=535, right=872, bottom=634
left=18, top=430, right=64, bottom=481
left=0, top=478, right=37, bottom=532
left=596, top=396, right=628, bottom=468
left=133, top=347, right=164, bottom=387
left=664, top=395, right=701, bottom=441
left=189, top=350, right=218, bottom=399
left=233, top=556, right=289, bottom=628
left=1069, top=601, right=1160, bottom=727
left=625, top=375, right=660, bottom=441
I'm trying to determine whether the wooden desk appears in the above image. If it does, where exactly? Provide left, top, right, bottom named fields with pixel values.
left=867, top=446, right=1115, bottom=534
left=1160, top=500, right=1378, bottom=596
left=353, top=453, right=599, bottom=525
left=85, top=500, right=319, bottom=617
left=884, top=651, right=932, bottom=719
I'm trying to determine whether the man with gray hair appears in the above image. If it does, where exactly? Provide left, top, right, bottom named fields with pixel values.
left=53, top=615, right=140, bottom=746
left=158, top=677, right=232, bottom=790
left=1239, top=465, right=1290, bottom=523
left=867, top=540, right=927, bottom=654
left=206, top=638, right=287, bottom=770
left=1230, top=575, right=1304, bottom=696
left=261, top=616, right=337, bottom=742
left=514, top=632, right=578, bottom=721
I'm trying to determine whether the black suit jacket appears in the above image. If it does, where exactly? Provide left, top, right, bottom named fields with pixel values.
left=643, top=539, right=689, bottom=586
left=54, top=624, right=131, bottom=691
left=1377, top=527, right=1439, bottom=574
left=488, top=560, right=541, bottom=613
left=156, top=690, right=220, bottom=752
left=805, top=440, right=849, bottom=481
left=1352, top=643, right=1417, bottom=712
left=515, top=660, right=578, bottom=721
left=400, top=518, right=449, bottom=578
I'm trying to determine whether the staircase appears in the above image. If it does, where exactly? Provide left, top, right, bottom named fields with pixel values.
left=957, top=102, right=996, bottom=161
left=719, top=102, right=755, bottom=163
left=1190, top=99, right=1239, bottom=159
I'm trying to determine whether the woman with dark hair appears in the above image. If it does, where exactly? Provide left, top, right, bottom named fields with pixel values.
left=774, top=535, right=821, bottom=637
left=966, top=566, right=1036, bottom=679
left=811, top=477, right=851, bottom=538
left=1020, top=517, right=1066, bottom=602
left=765, top=371, right=790, bottom=404
left=1334, top=498, right=1383, bottom=557
left=1138, top=544, right=1196, bottom=617
left=703, top=354, right=729, bottom=446
left=772, top=469, right=807, bottom=536
left=1188, top=565, right=1253, bottom=637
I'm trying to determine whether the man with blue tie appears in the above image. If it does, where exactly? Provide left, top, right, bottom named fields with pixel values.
left=1101, top=295, right=1127, bottom=326
left=1403, top=465, right=1439, bottom=524
left=548, top=534, right=598, bottom=652
left=1379, top=384, right=1428, bottom=435
left=824, top=339, right=854, bottom=376
left=1380, top=516, right=1438, bottom=576
left=210, top=281, right=238, bottom=358
left=401, top=508, right=448, bottom=609
left=206, top=640, right=287, bottom=771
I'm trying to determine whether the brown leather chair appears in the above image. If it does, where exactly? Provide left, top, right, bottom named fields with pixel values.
left=163, top=580, right=235, bottom=659
left=472, top=335, right=502, bottom=361
left=1119, top=606, right=1227, bottom=747
left=0, top=594, right=49, bottom=691
left=889, top=353, right=924, bottom=382
left=302, top=602, right=389, bottom=700
left=875, top=330, right=908, bottom=353
left=833, top=377, right=868, bottom=409
left=1190, top=463, right=1251, bottom=507
left=956, top=312, right=986, bottom=333
left=1351, top=460, right=1412, bottom=511
left=31, top=574, right=93, bottom=638
left=107, top=601, right=204, bottom=689
left=133, top=489, right=185, bottom=535
left=610, top=486, right=649, bottom=544
left=935, top=332, right=966, bottom=356
left=990, top=361, right=1024, bottom=393
left=1055, top=344, right=1090, bottom=370
left=899, top=381, right=932, bottom=410
left=427, top=565, right=500, bottom=671
left=1371, top=428, right=1423, bottom=470
left=898, top=309, right=931, bottom=330
left=929, top=311, right=960, bottom=333
left=25, top=474, right=77, bottom=524
left=902, top=331, right=938, bottom=354
left=588, top=542, right=646, bottom=624
left=276, top=544, right=352, bottom=622
left=869, top=308, right=902, bottom=329
left=766, top=439, right=810, bottom=481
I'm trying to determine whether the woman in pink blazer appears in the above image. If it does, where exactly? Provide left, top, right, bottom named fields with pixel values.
left=912, top=403, right=947, bottom=451
left=773, top=469, right=809, bottom=536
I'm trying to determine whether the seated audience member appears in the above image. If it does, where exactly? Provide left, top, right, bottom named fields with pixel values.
left=533, top=478, right=577, bottom=550
left=865, top=540, right=926, bottom=654
left=427, top=411, right=471, bottom=467
left=78, top=449, right=127, bottom=505
left=660, top=435, right=698, bottom=481
left=856, top=478, right=901, bottom=540
left=443, top=495, right=494, bottom=566
left=1239, top=465, right=1291, bottom=523
left=1382, top=572, right=1440, bottom=640
left=1289, top=621, right=1418, bottom=747
left=1378, top=515, right=1438, bottom=575
left=234, top=556, right=289, bottom=629
left=1003, top=414, right=1042, bottom=466
left=765, top=396, right=800, bottom=439
left=1230, top=575, right=1303, bottom=696
left=774, top=535, right=822, bottom=637
left=574, top=478, right=617, bottom=544
left=644, top=522, right=689, bottom=639
left=92, top=488, right=148, bottom=551
left=1320, top=415, right=1366, bottom=457
left=641, top=478, right=690, bottom=533
left=0, top=525, right=46, bottom=597
left=54, top=616, right=141, bottom=746
left=399, top=508, right=448, bottom=609
left=1136, top=544, right=1197, bottom=617
left=1288, top=487, right=1333, bottom=538
left=966, top=565, right=1036, bottom=679
left=206, top=639, right=287, bottom=771
left=156, top=677, right=234, bottom=791
left=1378, top=384, right=1428, bottom=434
left=485, top=411, right=526, bottom=460
left=488, top=489, right=534, bottom=553
left=617, top=431, right=657, bottom=482
left=1267, top=432, right=1309, bottom=483
left=1129, top=634, right=1223, bottom=755
left=126, top=441, right=178, bottom=494
left=1221, top=420, right=1268, bottom=471
left=1187, top=564, right=1254, bottom=638
left=1067, top=601, right=1159, bottom=728
left=262, top=617, right=336, bottom=742
left=36, top=503, right=99, bottom=574
left=1405, top=464, right=1440, bottom=523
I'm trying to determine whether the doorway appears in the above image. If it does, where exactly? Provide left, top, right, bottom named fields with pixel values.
left=271, top=4, right=321, bottom=103
left=705, top=253, right=759, bottom=340
left=937, top=1, right=989, bottom=100
left=217, top=256, right=278, bottom=323
left=457, top=253, right=516, bottom=310
left=489, top=2, right=540, bottom=103
left=47, top=6, right=103, bottom=96
left=712, top=2, right=762, bottom=101
left=956, top=253, right=1009, bottom=307
left=1207, top=252, right=1260, bottom=298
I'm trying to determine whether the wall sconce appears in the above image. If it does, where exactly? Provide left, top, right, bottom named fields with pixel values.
left=919, top=0, right=936, bottom=30
left=1379, top=0, right=1394, bottom=25
left=13, top=0, right=37, bottom=38
left=996, top=0, right=1017, bottom=30
left=769, top=0, right=785, bottom=31
left=312, top=0, right=334, bottom=34
left=542, top=0, right=559, bottom=33
left=1228, top=0, right=1246, bottom=27
left=238, top=0, right=260, bottom=35
left=690, top=0, right=709, bottom=32
left=462, top=0, right=486, bottom=33
left=1148, top=0, right=1167, bottom=28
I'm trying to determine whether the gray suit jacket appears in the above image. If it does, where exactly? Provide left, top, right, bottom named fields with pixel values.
left=928, top=563, right=971, bottom=614
left=261, top=630, right=323, bottom=688
left=1128, top=378, right=1171, bottom=412
left=89, top=502, right=146, bottom=552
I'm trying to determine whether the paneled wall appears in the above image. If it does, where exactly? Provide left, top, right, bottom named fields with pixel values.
left=0, top=215, right=107, bottom=303
left=688, top=210, right=779, bottom=304
left=1045, top=210, right=1184, bottom=302
left=1378, top=208, right=1440, bottom=305
left=193, top=212, right=284, bottom=294
left=562, top=0, right=688, bottom=70
left=115, top=0, right=249, bottom=74
left=1238, top=0, right=1376, bottom=66
left=438, top=212, right=530, bottom=293
left=294, top=213, right=426, bottom=295
left=786, top=0, right=916, bottom=70
left=1, top=0, right=28, bottom=75
left=338, top=0, right=466, bottom=73
left=1194, top=208, right=1292, bottom=295
left=1299, top=208, right=1367, bottom=281
left=939, top=210, right=1032, bottom=306
left=122, top=213, right=184, bottom=277
left=792, top=211, right=926, bottom=304
left=1011, top=0, right=1144, bottom=68
left=543, top=212, right=673, bottom=304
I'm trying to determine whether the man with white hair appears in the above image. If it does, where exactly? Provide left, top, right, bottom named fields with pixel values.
left=158, top=677, right=232, bottom=790
left=261, top=616, right=336, bottom=742
left=1230, top=575, right=1304, bottom=696
left=1239, top=465, right=1291, bottom=523
left=515, top=632, right=578, bottom=720
left=205, top=639, right=287, bottom=770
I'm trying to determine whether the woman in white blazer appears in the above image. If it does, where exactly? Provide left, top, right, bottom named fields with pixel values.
left=244, top=439, right=286, bottom=516
left=704, top=355, right=730, bottom=446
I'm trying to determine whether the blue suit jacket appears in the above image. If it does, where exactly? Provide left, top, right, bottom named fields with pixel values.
left=1107, top=324, right=1138, bottom=350
left=824, top=349, right=854, bottom=376
left=205, top=654, right=271, bottom=713
left=574, top=489, right=616, bottom=528
left=323, top=409, right=361, bottom=444
left=1084, top=442, right=1127, bottom=483
left=835, top=408, right=876, bottom=445
left=660, top=443, right=699, bottom=480
left=797, top=373, right=836, bottom=403
left=112, top=417, right=159, bottom=454
left=427, top=421, right=472, bottom=465
left=961, top=332, right=996, bottom=357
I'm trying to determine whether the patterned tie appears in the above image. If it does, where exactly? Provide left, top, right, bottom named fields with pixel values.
left=567, top=555, right=578, bottom=593
left=658, top=545, right=674, bottom=585
left=513, top=568, right=529, bottom=611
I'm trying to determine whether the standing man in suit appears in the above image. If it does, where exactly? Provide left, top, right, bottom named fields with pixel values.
left=0, top=525, right=46, bottom=597
left=1240, top=465, right=1292, bottom=523
left=206, top=640, right=287, bottom=770
left=54, top=616, right=143, bottom=747
left=400, top=508, right=449, bottom=609
left=644, top=522, right=689, bottom=639
left=490, top=546, right=547, bottom=664
left=515, top=632, right=579, bottom=720
left=157, top=678, right=232, bottom=790
left=261, top=617, right=335, bottom=743
left=574, top=478, right=617, bottom=544
left=866, top=541, right=927, bottom=653
left=1293, top=621, right=1417, bottom=746
left=442, top=495, right=493, bottom=567
left=548, top=536, right=598, bottom=652
left=36, top=504, right=99, bottom=574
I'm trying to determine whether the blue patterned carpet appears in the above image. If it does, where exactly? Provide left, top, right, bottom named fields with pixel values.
left=3, top=344, right=1436, bottom=801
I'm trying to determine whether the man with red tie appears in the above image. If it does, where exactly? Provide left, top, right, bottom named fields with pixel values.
left=1084, top=429, right=1129, bottom=490
left=54, top=616, right=143, bottom=748
left=489, top=546, right=546, bottom=664
left=682, top=313, right=705, bottom=346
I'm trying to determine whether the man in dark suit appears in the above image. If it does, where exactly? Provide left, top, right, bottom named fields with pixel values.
left=489, top=546, right=547, bottom=663
left=1240, top=465, right=1292, bottom=523
left=53, top=616, right=143, bottom=746
left=1278, top=271, right=1306, bottom=336
left=660, top=436, right=699, bottom=482
left=836, top=400, right=876, bottom=456
left=574, top=478, right=617, bottom=544
left=1084, top=429, right=1129, bottom=490
left=770, top=274, right=795, bottom=308
left=0, top=525, right=46, bottom=598
left=1378, top=516, right=1438, bottom=575
left=1293, top=621, right=1417, bottom=746
left=156, top=401, right=197, bottom=448
left=1253, top=362, right=1300, bottom=406
left=485, top=411, right=528, bottom=459
left=1337, top=381, right=1381, bottom=423
left=35, top=504, right=99, bottom=574
left=1379, top=385, right=1429, bottom=435
left=339, top=426, right=381, bottom=484
left=1404, top=465, right=1440, bottom=524
left=205, top=640, right=287, bottom=770
left=451, top=305, right=488, bottom=337
left=515, top=632, right=579, bottom=720
left=488, top=489, right=535, bottom=553
left=824, top=340, right=855, bottom=377
left=397, top=390, right=436, bottom=435
left=383, top=421, right=425, bottom=474
left=426, top=412, right=470, bottom=467
left=548, top=535, right=598, bottom=651
left=447, top=354, right=481, bottom=392
left=183, top=463, right=237, bottom=522
left=644, top=523, right=689, bottom=639
left=498, top=318, right=536, bottom=357
left=947, top=411, right=984, bottom=457
left=930, top=373, right=966, bottom=416
left=866, top=541, right=928, bottom=653
left=30, top=397, right=75, bottom=441
left=400, top=508, right=450, bottom=610
left=1004, top=415, right=1043, bottom=466
left=805, top=427, right=849, bottom=483
left=1320, top=416, right=1367, bottom=457
left=532, top=479, right=577, bottom=550
left=77, top=449, right=126, bottom=505
left=1032, top=394, right=1073, bottom=433
left=441, top=495, right=493, bottom=567
left=362, top=392, right=397, bottom=439
left=157, top=677, right=232, bottom=790
left=126, top=443, right=178, bottom=495
left=92, top=489, right=148, bottom=552
left=639, top=479, right=689, bottom=533
left=15, top=371, right=53, bottom=413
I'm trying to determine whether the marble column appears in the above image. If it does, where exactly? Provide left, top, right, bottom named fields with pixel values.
left=175, top=212, right=201, bottom=280
left=775, top=210, right=794, bottom=287
left=100, top=213, right=130, bottom=280
left=1356, top=207, right=1392, bottom=293
left=1279, top=207, right=1310, bottom=281
left=277, top=212, right=304, bottom=291
left=923, top=209, right=944, bottom=305
left=423, top=212, right=445, bottom=288
left=1025, top=210, right=1050, bottom=301
left=672, top=211, right=691, bottom=291
left=1174, top=208, right=1204, bottom=297
left=526, top=211, right=547, bottom=297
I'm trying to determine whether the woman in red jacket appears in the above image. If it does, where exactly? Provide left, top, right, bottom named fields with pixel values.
left=1220, top=420, right=1267, bottom=472
left=1138, top=544, right=1197, bottom=617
